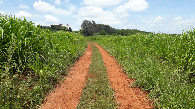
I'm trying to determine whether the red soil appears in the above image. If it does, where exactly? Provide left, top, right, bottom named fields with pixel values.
left=41, top=43, right=153, bottom=109
left=94, top=43, right=153, bottom=109
left=41, top=44, right=92, bottom=109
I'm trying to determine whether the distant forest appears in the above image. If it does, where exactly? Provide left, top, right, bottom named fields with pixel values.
left=80, top=20, right=151, bottom=36
left=38, top=24, right=72, bottom=32
left=38, top=20, right=152, bottom=36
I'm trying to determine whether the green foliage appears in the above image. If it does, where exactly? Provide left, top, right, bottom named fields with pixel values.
left=98, top=30, right=108, bottom=35
left=78, top=44, right=117, bottom=109
left=81, top=20, right=115, bottom=36
left=113, top=29, right=151, bottom=36
left=38, top=24, right=70, bottom=32
left=80, top=20, right=150, bottom=36
left=0, top=15, right=87, bottom=108
left=88, top=30, right=195, bottom=108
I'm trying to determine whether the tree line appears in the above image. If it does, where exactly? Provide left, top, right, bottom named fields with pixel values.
left=38, top=24, right=72, bottom=32
left=80, top=20, right=151, bottom=36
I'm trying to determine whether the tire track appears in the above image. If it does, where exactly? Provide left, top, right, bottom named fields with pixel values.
left=41, top=44, right=92, bottom=109
left=94, top=43, right=153, bottom=109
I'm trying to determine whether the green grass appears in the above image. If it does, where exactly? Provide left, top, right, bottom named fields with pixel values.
left=77, top=43, right=117, bottom=109
left=88, top=30, right=195, bottom=108
left=0, top=14, right=87, bottom=108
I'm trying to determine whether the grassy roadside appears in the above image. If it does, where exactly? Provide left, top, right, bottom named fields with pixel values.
left=77, top=43, right=117, bottom=109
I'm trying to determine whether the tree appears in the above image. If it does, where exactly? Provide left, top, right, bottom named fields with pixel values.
left=98, top=30, right=108, bottom=35
left=81, top=20, right=115, bottom=36
left=81, top=20, right=94, bottom=36
left=69, top=27, right=72, bottom=32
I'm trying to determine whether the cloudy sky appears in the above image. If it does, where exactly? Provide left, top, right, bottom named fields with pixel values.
left=0, top=0, right=194, bottom=33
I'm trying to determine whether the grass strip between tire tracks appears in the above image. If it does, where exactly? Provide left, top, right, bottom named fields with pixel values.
left=77, top=43, right=117, bottom=109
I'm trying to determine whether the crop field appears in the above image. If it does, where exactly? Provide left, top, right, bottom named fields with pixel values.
left=0, top=14, right=194, bottom=109
left=88, top=31, right=195, bottom=108
left=0, top=15, right=86, bottom=108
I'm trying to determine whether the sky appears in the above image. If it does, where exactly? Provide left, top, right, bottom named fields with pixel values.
left=0, top=0, right=195, bottom=34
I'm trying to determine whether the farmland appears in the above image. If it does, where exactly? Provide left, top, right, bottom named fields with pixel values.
left=0, top=14, right=194, bottom=109
left=0, top=15, right=86, bottom=108
left=88, top=31, right=195, bottom=108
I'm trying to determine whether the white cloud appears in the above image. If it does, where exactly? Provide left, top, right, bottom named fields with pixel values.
left=154, top=16, right=163, bottom=23
left=0, top=0, right=7, bottom=4
left=165, top=18, right=195, bottom=33
left=54, top=9, right=71, bottom=15
left=19, top=4, right=30, bottom=9
left=44, top=14, right=60, bottom=24
left=69, top=5, right=76, bottom=11
left=122, top=24, right=136, bottom=29
left=83, top=0, right=122, bottom=7
left=54, top=0, right=61, bottom=5
left=78, top=6, right=123, bottom=26
left=115, top=0, right=148, bottom=13
left=93, top=16, right=122, bottom=25
left=139, top=16, right=195, bottom=33
left=173, top=16, right=183, bottom=21
left=143, top=16, right=164, bottom=24
left=127, top=0, right=149, bottom=11
left=78, top=6, right=104, bottom=18
left=173, top=18, right=195, bottom=27
left=33, top=0, right=73, bottom=15
left=15, top=11, right=32, bottom=18
left=33, top=1, right=56, bottom=12
left=65, top=0, right=69, bottom=3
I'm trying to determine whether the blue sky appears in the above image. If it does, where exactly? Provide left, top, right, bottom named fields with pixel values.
left=0, top=0, right=195, bottom=34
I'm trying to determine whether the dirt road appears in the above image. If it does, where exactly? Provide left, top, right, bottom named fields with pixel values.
left=41, top=43, right=153, bottom=109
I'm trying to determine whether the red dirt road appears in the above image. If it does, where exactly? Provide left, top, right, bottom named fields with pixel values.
left=94, top=43, right=153, bottom=109
left=41, top=44, right=92, bottom=109
left=41, top=43, right=153, bottom=109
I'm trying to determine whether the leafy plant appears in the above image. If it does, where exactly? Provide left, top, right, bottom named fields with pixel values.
left=0, top=14, right=87, bottom=108
left=88, top=30, right=195, bottom=108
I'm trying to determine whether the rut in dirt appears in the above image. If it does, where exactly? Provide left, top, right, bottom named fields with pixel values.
left=94, top=43, right=153, bottom=109
left=41, top=44, right=92, bottom=109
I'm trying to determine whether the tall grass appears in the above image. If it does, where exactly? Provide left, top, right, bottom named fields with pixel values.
left=0, top=14, right=87, bottom=108
left=88, top=30, right=195, bottom=108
